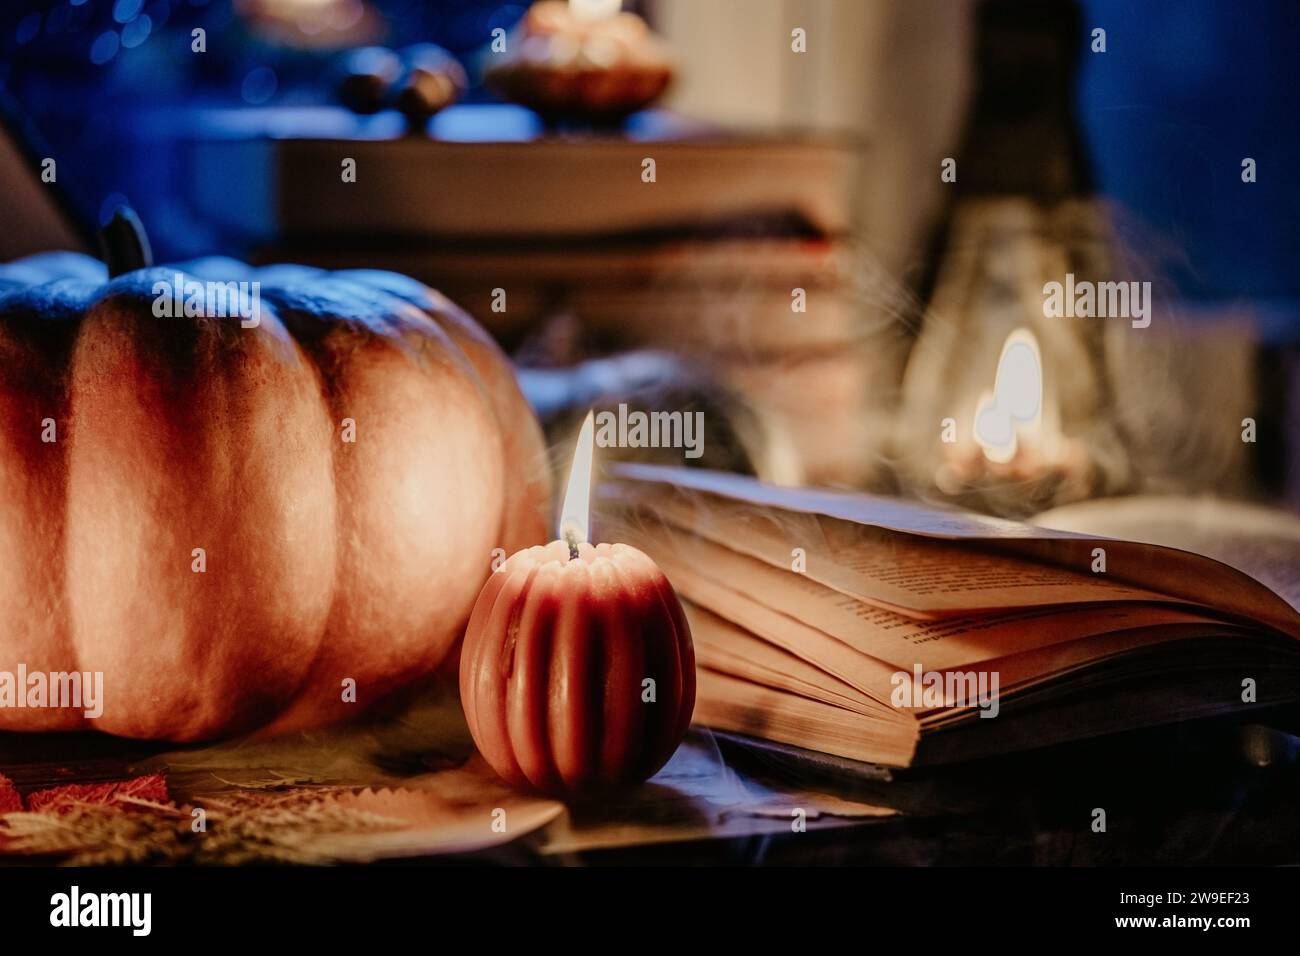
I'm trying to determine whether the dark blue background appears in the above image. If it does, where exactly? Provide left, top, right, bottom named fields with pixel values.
left=1078, top=0, right=1300, bottom=309
left=1, top=0, right=1296, bottom=322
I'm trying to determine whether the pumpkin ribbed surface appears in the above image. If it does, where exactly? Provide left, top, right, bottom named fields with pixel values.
left=460, top=541, right=695, bottom=796
left=0, top=253, right=548, bottom=741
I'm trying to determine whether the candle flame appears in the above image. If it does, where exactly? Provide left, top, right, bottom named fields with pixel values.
left=569, top=0, right=622, bottom=21
left=558, top=410, right=595, bottom=555
left=972, top=327, right=1043, bottom=464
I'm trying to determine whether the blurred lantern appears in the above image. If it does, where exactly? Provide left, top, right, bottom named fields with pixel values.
left=895, top=0, right=1124, bottom=517
left=896, top=0, right=1260, bottom=516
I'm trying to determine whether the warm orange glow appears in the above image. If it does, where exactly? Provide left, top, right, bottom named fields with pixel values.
left=973, top=328, right=1043, bottom=464
left=568, top=0, right=622, bottom=22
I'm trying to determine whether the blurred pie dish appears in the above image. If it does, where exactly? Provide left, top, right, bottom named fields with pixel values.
left=485, top=1, right=674, bottom=123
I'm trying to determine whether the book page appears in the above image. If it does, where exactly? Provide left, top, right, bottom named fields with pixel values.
left=610, top=462, right=1078, bottom=539
left=617, top=489, right=1176, bottom=618
left=694, top=596, right=1248, bottom=721
left=1036, top=495, right=1300, bottom=613
left=687, top=605, right=888, bottom=718
left=692, top=669, right=919, bottom=767
left=608, top=464, right=1300, bottom=638
left=631, top=521, right=1222, bottom=679
left=932, top=621, right=1254, bottom=718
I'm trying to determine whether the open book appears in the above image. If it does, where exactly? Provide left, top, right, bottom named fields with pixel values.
left=601, top=465, right=1300, bottom=768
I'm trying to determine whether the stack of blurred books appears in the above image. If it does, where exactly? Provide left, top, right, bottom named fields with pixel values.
left=191, top=106, right=876, bottom=485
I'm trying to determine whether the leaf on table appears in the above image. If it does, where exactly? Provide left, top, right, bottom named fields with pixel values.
left=0, top=773, right=20, bottom=814
left=25, top=772, right=170, bottom=813
left=0, top=759, right=562, bottom=865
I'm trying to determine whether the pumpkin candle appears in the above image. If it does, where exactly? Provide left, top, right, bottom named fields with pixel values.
left=459, top=412, right=695, bottom=798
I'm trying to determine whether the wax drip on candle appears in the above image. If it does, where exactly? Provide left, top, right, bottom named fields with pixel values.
left=558, top=410, right=595, bottom=559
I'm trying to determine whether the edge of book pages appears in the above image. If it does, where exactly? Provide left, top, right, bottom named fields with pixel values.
left=604, top=464, right=1300, bottom=769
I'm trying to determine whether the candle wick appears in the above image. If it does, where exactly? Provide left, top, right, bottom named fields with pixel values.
left=563, top=530, right=581, bottom=561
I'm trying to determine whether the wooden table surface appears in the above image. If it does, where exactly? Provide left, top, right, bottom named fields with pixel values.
left=3, top=701, right=1299, bottom=866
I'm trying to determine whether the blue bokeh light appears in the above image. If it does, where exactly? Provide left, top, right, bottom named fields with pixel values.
left=89, top=31, right=121, bottom=66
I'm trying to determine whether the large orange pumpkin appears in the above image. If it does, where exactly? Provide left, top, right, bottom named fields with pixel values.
left=0, top=226, right=548, bottom=741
